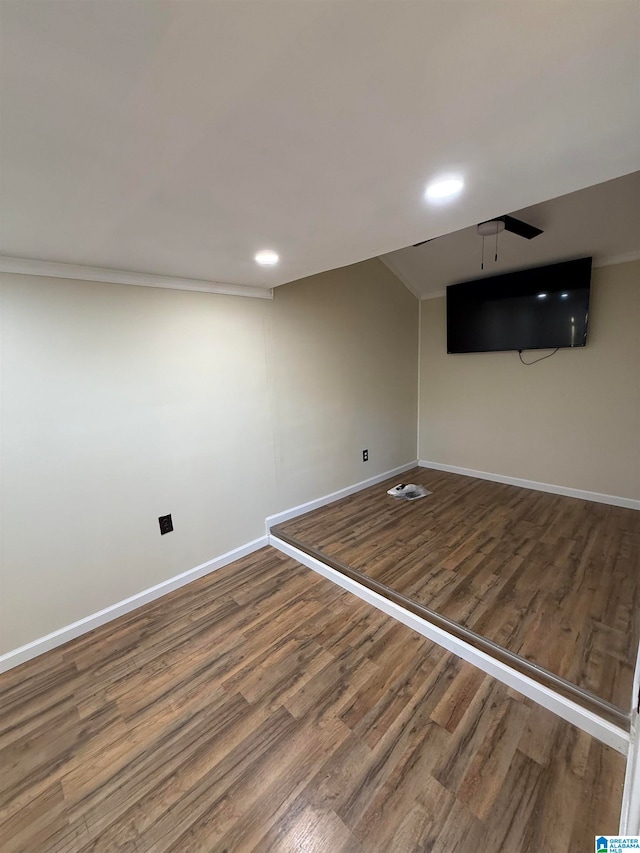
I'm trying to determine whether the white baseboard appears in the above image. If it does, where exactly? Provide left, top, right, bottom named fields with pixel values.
left=270, top=534, right=629, bottom=755
left=0, top=535, right=268, bottom=673
left=265, top=461, right=418, bottom=531
left=419, top=460, right=640, bottom=511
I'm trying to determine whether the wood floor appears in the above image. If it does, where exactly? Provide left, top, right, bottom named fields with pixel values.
left=0, top=547, right=624, bottom=852
left=275, top=468, right=640, bottom=712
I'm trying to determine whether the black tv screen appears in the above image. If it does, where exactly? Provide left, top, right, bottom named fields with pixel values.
left=446, top=257, right=592, bottom=354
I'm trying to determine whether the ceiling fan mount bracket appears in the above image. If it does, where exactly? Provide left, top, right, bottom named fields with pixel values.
left=477, top=219, right=506, bottom=237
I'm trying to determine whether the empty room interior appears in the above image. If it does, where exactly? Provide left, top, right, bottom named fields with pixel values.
left=0, top=2, right=639, bottom=851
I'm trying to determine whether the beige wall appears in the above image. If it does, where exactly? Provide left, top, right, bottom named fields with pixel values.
left=0, top=259, right=418, bottom=652
left=418, top=260, right=640, bottom=499
left=270, top=259, right=418, bottom=509
left=0, top=276, right=277, bottom=652
left=4, top=253, right=635, bottom=655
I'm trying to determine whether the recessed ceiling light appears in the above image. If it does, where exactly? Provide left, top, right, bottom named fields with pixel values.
left=255, top=249, right=279, bottom=266
left=560, top=292, right=569, bottom=299
left=425, top=177, right=464, bottom=201
left=537, top=293, right=547, bottom=299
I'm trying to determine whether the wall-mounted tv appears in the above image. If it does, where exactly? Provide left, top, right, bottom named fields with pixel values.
left=446, top=257, right=592, bottom=354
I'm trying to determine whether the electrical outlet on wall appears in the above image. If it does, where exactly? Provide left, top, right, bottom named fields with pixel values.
left=159, top=514, right=173, bottom=535
left=362, top=449, right=369, bottom=462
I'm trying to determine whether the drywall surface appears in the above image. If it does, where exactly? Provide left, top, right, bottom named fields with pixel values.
left=418, top=261, right=640, bottom=499
left=0, top=259, right=418, bottom=652
left=269, top=258, right=418, bottom=509
left=0, top=275, right=277, bottom=651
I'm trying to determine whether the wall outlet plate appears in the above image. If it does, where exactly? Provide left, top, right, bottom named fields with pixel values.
left=362, top=449, right=369, bottom=462
left=159, top=514, right=173, bottom=535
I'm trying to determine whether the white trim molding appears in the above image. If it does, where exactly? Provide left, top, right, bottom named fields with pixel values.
left=0, top=256, right=273, bottom=299
left=620, top=640, right=640, bottom=833
left=265, top=461, right=418, bottom=531
left=419, top=460, right=640, bottom=511
left=0, top=535, right=268, bottom=673
left=392, top=254, right=640, bottom=302
left=270, top=535, right=629, bottom=755
left=619, top=708, right=640, bottom=835
left=595, top=250, right=640, bottom=269
left=621, top=712, right=640, bottom=834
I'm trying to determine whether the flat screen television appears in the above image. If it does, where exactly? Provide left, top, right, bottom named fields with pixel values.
left=446, top=257, right=592, bottom=354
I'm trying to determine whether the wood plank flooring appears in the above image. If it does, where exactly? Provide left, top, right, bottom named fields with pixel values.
left=0, top=547, right=624, bottom=851
left=275, top=468, right=640, bottom=711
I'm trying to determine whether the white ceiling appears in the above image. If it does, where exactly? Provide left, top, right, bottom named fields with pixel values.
left=381, top=171, right=640, bottom=298
left=1, top=1, right=639, bottom=290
